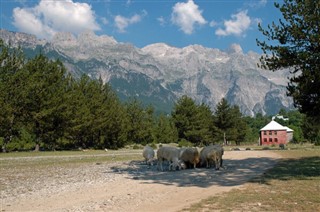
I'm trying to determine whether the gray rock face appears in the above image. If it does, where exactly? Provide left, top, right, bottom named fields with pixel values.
left=0, top=30, right=294, bottom=115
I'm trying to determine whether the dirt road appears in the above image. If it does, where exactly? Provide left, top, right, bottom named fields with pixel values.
left=1, top=150, right=282, bottom=212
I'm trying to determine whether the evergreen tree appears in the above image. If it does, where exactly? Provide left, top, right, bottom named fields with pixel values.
left=244, top=113, right=270, bottom=143
left=171, top=96, right=214, bottom=145
left=0, top=40, right=25, bottom=152
left=153, top=114, right=178, bottom=144
left=191, top=103, right=214, bottom=146
left=22, top=54, right=67, bottom=151
left=93, top=79, right=129, bottom=149
left=125, top=99, right=155, bottom=145
left=257, top=0, right=320, bottom=126
left=171, top=95, right=198, bottom=143
left=214, top=98, right=247, bottom=145
left=64, top=75, right=98, bottom=148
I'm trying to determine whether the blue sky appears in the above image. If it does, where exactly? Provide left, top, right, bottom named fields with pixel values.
left=0, top=0, right=283, bottom=53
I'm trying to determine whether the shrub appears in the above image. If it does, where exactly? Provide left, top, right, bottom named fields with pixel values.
left=148, top=143, right=157, bottom=149
left=279, top=143, right=285, bottom=150
left=178, top=139, right=193, bottom=147
left=132, top=144, right=143, bottom=149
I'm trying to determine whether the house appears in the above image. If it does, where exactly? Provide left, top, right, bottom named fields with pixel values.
left=259, top=120, right=294, bottom=145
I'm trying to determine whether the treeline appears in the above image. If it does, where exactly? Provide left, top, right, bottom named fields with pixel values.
left=0, top=41, right=316, bottom=152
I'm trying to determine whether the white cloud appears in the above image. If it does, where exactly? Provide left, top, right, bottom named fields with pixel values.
left=215, top=10, right=251, bottom=37
left=171, top=0, right=207, bottom=34
left=209, top=20, right=217, bottom=27
left=249, top=0, right=267, bottom=8
left=157, top=16, right=166, bottom=26
left=114, top=11, right=147, bottom=33
left=101, top=17, right=109, bottom=25
left=12, top=0, right=100, bottom=39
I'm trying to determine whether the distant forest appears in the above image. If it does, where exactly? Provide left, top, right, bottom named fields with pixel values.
left=0, top=40, right=316, bottom=152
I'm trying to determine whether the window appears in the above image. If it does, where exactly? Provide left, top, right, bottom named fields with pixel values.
left=269, top=138, right=272, bottom=142
left=274, top=131, right=277, bottom=135
left=263, top=131, right=267, bottom=135
left=275, top=138, right=278, bottom=142
left=264, top=138, right=267, bottom=142
left=269, top=131, right=272, bottom=135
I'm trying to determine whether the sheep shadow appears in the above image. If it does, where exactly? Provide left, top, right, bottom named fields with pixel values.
left=108, top=156, right=281, bottom=188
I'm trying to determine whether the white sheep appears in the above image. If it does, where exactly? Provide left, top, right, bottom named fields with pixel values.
left=179, top=147, right=200, bottom=169
left=157, top=146, right=184, bottom=171
left=200, top=144, right=224, bottom=170
left=142, top=145, right=155, bottom=166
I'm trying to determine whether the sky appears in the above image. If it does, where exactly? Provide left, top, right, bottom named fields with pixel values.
left=0, top=0, right=283, bottom=53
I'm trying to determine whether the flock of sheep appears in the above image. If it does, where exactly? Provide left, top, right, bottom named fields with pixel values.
left=142, top=144, right=224, bottom=171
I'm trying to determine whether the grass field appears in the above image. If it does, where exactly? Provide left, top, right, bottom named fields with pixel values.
left=183, top=146, right=320, bottom=211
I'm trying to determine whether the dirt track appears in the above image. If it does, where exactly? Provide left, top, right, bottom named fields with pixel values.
left=1, top=150, right=282, bottom=212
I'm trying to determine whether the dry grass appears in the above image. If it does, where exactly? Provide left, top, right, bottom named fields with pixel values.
left=182, top=147, right=320, bottom=212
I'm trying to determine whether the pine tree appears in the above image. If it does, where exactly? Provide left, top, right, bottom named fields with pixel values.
left=153, top=114, right=178, bottom=144
left=22, top=54, right=67, bottom=151
left=125, top=99, right=155, bottom=145
left=171, top=95, right=214, bottom=145
left=257, top=0, right=320, bottom=122
left=214, top=98, right=247, bottom=145
left=0, top=40, right=25, bottom=152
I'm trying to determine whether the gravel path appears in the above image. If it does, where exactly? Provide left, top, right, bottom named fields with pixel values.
left=1, top=150, right=282, bottom=212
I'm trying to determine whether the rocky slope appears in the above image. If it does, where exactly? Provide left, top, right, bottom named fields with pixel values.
left=0, top=29, right=294, bottom=115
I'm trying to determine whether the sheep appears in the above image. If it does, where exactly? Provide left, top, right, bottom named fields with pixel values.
left=142, top=145, right=155, bottom=166
left=212, top=144, right=224, bottom=168
left=157, top=146, right=184, bottom=171
left=179, top=147, right=200, bottom=169
left=200, top=144, right=224, bottom=170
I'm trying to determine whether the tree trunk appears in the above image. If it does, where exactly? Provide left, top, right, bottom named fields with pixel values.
left=2, top=144, right=7, bottom=153
left=34, top=143, right=40, bottom=152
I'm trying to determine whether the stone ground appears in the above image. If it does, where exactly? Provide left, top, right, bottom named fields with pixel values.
left=1, top=150, right=282, bottom=212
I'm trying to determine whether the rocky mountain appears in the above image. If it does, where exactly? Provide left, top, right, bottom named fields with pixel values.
left=0, top=29, right=294, bottom=115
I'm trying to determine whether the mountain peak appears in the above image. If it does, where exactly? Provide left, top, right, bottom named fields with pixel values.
left=226, top=43, right=243, bottom=54
left=52, top=30, right=117, bottom=48
left=142, top=43, right=178, bottom=57
left=79, top=30, right=117, bottom=45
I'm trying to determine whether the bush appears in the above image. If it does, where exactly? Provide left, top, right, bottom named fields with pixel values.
left=178, top=139, right=193, bottom=147
left=5, top=128, right=36, bottom=151
left=132, top=144, right=143, bottom=149
left=279, top=143, right=285, bottom=150
left=148, top=143, right=157, bottom=149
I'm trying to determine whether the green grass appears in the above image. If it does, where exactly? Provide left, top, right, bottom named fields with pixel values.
left=182, top=148, right=320, bottom=212
left=0, top=149, right=143, bottom=168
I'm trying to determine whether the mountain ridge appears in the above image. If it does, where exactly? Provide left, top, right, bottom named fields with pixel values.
left=0, top=29, right=294, bottom=116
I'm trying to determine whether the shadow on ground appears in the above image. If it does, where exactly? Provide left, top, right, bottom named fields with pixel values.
left=106, top=156, right=282, bottom=188
left=251, top=156, right=320, bottom=185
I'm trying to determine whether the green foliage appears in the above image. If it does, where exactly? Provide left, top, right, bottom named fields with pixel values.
left=178, top=139, right=193, bottom=147
left=0, top=40, right=26, bottom=152
left=147, top=143, right=157, bottom=149
left=171, top=96, right=214, bottom=146
left=153, top=114, right=178, bottom=144
left=302, top=116, right=320, bottom=144
left=125, top=99, right=155, bottom=145
left=257, top=0, right=320, bottom=124
left=214, top=98, right=248, bottom=145
left=132, top=144, right=143, bottom=149
left=5, top=128, right=35, bottom=151
left=21, top=54, right=68, bottom=150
